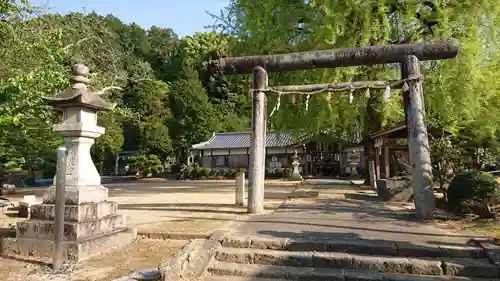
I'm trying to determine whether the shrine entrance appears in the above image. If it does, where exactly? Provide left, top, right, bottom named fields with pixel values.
left=207, top=40, right=459, bottom=219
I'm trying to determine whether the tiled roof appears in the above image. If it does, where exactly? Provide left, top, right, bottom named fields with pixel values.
left=192, top=131, right=301, bottom=149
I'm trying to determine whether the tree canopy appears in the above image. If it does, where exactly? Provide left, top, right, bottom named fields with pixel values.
left=1, top=0, right=499, bottom=176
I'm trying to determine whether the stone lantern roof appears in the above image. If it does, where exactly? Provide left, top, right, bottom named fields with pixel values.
left=46, top=64, right=116, bottom=111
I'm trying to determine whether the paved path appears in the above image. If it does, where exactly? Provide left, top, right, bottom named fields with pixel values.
left=231, top=179, right=475, bottom=249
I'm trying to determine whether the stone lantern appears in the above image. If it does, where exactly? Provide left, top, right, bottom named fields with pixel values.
left=290, top=149, right=303, bottom=181
left=45, top=64, right=116, bottom=203
left=348, top=150, right=359, bottom=177
left=2, top=64, right=136, bottom=262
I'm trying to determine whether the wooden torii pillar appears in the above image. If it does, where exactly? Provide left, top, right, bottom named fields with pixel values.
left=207, top=41, right=459, bottom=219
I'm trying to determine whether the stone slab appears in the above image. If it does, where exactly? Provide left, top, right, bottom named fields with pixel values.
left=220, top=234, right=399, bottom=256
left=30, top=201, right=118, bottom=222
left=214, top=247, right=445, bottom=276
left=43, top=185, right=108, bottom=205
left=208, top=261, right=344, bottom=280
left=442, top=258, right=499, bottom=279
left=160, top=239, right=220, bottom=281
left=208, top=261, right=498, bottom=281
left=130, top=269, right=162, bottom=281
left=16, top=214, right=126, bottom=241
left=1, top=227, right=136, bottom=262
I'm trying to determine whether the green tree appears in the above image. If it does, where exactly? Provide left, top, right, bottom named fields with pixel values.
left=168, top=66, right=216, bottom=159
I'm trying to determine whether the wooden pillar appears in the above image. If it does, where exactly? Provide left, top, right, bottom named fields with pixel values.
left=401, top=55, right=435, bottom=220
left=375, top=148, right=381, bottom=180
left=249, top=66, right=267, bottom=214
left=368, top=160, right=377, bottom=189
left=384, top=144, right=390, bottom=179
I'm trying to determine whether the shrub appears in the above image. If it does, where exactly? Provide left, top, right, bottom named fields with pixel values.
left=447, top=171, right=500, bottom=216
left=265, top=168, right=276, bottom=178
left=237, top=168, right=247, bottom=174
left=197, top=167, right=208, bottom=178
left=275, top=168, right=284, bottom=178
left=131, top=155, right=163, bottom=177
left=228, top=169, right=237, bottom=178
left=195, top=167, right=204, bottom=179
left=284, top=168, right=293, bottom=178
left=210, top=168, right=219, bottom=177
left=221, top=168, right=229, bottom=178
left=170, top=163, right=182, bottom=174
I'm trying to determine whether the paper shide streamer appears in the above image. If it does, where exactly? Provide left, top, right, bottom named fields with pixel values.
left=384, top=86, right=391, bottom=103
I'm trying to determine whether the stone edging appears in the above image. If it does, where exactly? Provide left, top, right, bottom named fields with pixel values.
left=137, top=232, right=212, bottom=240
left=112, top=238, right=221, bottom=281
left=160, top=239, right=220, bottom=281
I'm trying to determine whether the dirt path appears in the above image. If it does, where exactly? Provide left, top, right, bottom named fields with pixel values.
left=107, top=180, right=299, bottom=236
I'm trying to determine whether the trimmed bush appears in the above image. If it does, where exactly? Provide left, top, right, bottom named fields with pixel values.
left=284, top=168, right=293, bottom=178
left=221, top=168, right=229, bottom=178
left=201, top=167, right=211, bottom=178
left=131, top=155, right=162, bottom=177
left=275, top=168, right=284, bottom=178
left=194, top=167, right=204, bottom=179
left=265, top=168, right=276, bottom=178
left=228, top=169, right=237, bottom=178
left=447, top=171, right=500, bottom=216
left=210, top=168, right=219, bottom=177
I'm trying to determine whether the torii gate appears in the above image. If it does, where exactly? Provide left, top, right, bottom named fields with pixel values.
left=206, top=41, right=459, bottom=220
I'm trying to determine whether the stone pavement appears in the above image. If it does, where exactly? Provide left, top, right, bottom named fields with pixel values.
left=230, top=179, right=475, bottom=247
left=204, top=179, right=499, bottom=281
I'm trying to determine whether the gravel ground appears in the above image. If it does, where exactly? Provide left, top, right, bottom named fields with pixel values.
left=0, top=179, right=301, bottom=280
left=1, top=238, right=186, bottom=281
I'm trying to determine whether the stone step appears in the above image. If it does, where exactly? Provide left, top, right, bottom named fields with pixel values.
left=206, top=276, right=286, bottom=281
left=30, top=201, right=118, bottom=222
left=217, top=233, right=484, bottom=259
left=207, top=261, right=498, bottom=281
left=214, top=247, right=499, bottom=279
left=1, top=227, right=137, bottom=262
left=16, top=214, right=126, bottom=241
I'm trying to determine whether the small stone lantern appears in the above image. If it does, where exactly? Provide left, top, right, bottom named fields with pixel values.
left=2, top=65, right=136, bottom=262
left=290, top=149, right=303, bottom=181
left=348, top=150, right=359, bottom=176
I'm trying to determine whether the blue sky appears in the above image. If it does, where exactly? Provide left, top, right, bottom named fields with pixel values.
left=30, top=0, right=229, bottom=36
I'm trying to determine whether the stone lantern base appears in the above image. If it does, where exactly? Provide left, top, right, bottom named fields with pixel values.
left=1, top=187, right=136, bottom=262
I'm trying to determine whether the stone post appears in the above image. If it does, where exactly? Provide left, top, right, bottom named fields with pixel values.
left=1, top=64, right=136, bottom=262
left=402, top=55, right=435, bottom=220
left=249, top=66, right=267, bottom=214
left=235, top=171, right=245, bottom=206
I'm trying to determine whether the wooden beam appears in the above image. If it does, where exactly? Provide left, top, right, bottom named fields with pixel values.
left=206, top=40, right=459, bottom=74
left=272, top=80, right=405, bottom=93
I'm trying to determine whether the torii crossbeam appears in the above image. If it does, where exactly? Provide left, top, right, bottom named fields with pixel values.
left=206, top=40, right=459, bottom=220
